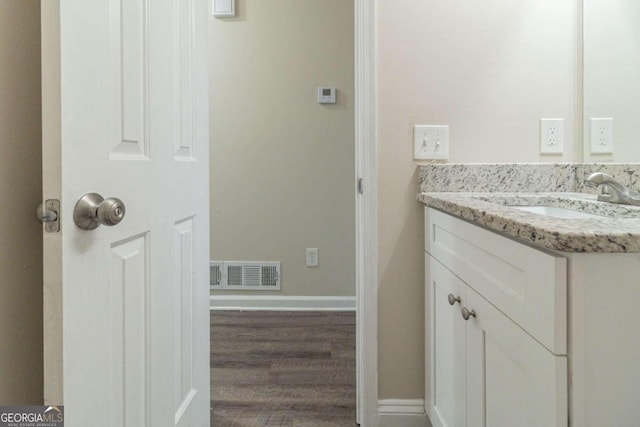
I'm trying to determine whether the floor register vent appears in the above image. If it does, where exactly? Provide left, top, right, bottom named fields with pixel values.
left=210, top=261, right=281, bottom=290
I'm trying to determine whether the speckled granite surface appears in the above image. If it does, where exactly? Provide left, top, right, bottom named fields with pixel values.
left=418, top=163, right=640, bottom=194
left=418, top=164, right=640, bottom=253
left=574, top=164, right=640, bottom=193
left=419, top=164, right=577, bottom=192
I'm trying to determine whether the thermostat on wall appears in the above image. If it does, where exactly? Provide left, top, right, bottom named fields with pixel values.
left=317, top=87, right=336, bottom=104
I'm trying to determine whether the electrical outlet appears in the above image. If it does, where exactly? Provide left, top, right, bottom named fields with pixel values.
left=305, top=248, right=319, bottom=267
left=414, top=125, right=449, bottom=160
left=590, top=118, right=613, bottom=154
left=540, top=119, right=564, bottom=154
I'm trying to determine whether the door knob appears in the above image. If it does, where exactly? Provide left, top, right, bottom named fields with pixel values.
left=74, top=193, right=126, bottom=230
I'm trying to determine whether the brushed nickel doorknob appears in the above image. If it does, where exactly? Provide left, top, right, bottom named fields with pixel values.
left=448, top=294, right=461, bottom=306
left=74, top=193, right=126, bottom=230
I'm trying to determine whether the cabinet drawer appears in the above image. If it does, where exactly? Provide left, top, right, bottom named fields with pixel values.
left=425, top=208, right=567, bottom=355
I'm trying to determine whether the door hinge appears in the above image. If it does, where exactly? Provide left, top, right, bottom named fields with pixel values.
left=357, top=178, right=364, bottom=195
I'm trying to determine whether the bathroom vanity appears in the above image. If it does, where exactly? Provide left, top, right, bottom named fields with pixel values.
left=421, top=187, right=640, bottom=427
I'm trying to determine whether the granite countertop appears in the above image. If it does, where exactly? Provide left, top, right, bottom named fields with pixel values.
left=419, top=192, right=640, bottom=253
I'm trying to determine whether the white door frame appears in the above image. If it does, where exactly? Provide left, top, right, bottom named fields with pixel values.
left=355, top=0, right=377, bottom=425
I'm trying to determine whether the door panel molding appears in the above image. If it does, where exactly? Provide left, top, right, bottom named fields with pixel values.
left=175, top=0, right=195, bottom=161
left=110, top=0, right=150, bottom=160
left=110, top=233, right=150, bottom=427
left=174, top=217, right=197, bottom=424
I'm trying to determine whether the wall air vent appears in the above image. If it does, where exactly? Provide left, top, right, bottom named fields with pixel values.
left=210, top=261, right=281, bottom=290
left=227, top=265, right=243, bottom=287
left=210, top=262, right=223, bottom=287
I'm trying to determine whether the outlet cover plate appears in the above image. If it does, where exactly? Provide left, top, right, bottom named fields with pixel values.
left=540, top=118, right=564, bottom=154
left=305, top=248, right=319, bottom=267
left=590, top=118, right=613, bottom=154
left=414, top=125, right=449, bottom=160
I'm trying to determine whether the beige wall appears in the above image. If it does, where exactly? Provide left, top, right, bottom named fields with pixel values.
left=377, top=0, right=579, bottom=398
left=209, top=0, right=355, bottom=297
left=0, top=0, right=43, bottom=404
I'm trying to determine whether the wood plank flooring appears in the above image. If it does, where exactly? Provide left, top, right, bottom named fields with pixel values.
left=211, top=311, right=357, bottom=426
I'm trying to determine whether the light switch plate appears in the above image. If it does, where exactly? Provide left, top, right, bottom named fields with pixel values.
left=414, top=125, right=449, bottom=160
left=213, top=0, right=235, bottom=17
left=590, top=118, right=613, bottom=154
left=540, top=118, right=564, bottom=154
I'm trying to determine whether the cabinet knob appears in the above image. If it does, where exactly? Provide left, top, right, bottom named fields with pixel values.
left=447, top=294, right=461, bottom=306
left=461, top=307, right=476, bottom=321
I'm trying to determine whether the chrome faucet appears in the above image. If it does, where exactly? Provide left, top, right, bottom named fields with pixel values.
left=584, top=172, right=640, bottom=205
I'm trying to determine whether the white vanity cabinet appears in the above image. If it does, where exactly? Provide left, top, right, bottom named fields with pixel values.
left=425, top=208, right=568, bottom=427
left=429, top=260, right=568, bottom=427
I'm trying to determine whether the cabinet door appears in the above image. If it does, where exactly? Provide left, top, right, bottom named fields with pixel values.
left=464, top=287, right=568, bottom=427
left=429, top=257, right=467, bottom=427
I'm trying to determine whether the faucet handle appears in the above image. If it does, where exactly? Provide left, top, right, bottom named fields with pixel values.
left=597, top=184, right=612, bottom=202
left=597, top=193, right=612, bottom=203
left=624, top=169, right=636, bottom=187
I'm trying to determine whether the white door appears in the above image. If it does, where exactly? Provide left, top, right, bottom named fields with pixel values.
left=465, top=287, right=567, bottom=427
left=429, top=257, right=467, bottom=427
left=41, top=1, right=210, bottom=426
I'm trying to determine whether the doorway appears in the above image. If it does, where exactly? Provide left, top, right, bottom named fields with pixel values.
left=3, top=0, right=376, bottom=422
left=208, top=0, right=358, bottom=423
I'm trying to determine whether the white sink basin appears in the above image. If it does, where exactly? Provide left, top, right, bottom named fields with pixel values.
left=513, top=206, right=606, bottom=219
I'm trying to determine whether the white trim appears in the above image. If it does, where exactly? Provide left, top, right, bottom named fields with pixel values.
left=378, top=400, right=429, bottom=427
left=355, top=0, right=378, bottom=425
left=378, top=399, right=427, bottom=415
left=209, top=295, right=356, bottom=311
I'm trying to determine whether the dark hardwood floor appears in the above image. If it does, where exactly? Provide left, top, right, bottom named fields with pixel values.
left=210, top=311, right=357, bottom=426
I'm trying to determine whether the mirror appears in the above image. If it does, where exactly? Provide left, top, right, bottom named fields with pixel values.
left=583, top=0, right=640, bottom=162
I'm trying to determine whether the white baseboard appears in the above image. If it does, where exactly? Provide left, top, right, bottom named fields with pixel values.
left=378, top=399, right=430, bottom=427
left=209, top=295, right=356, bottom=311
